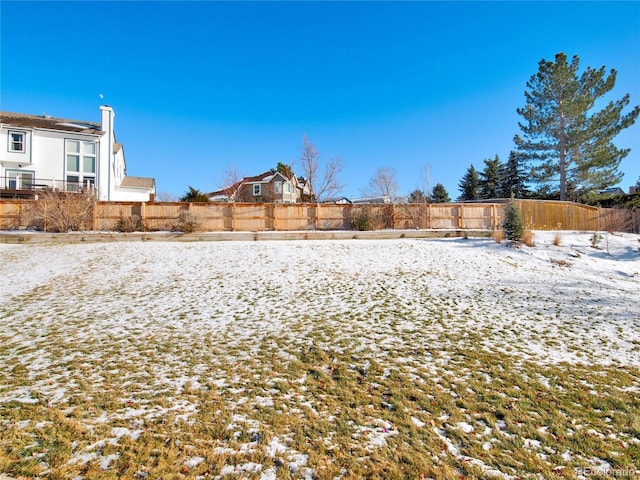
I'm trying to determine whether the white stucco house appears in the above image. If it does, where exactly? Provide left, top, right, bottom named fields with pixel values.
left=0, top=106, right=155, bottom=201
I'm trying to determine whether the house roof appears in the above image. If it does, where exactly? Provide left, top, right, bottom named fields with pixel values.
left=0, top=111, right=103, bottom=134
left=207, top=171, right=286, bottom=197
left=120, top=176, right=155, bottom=189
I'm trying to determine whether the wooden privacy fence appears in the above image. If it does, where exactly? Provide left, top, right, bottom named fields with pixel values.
left=0, top=198, right=633, bottom=232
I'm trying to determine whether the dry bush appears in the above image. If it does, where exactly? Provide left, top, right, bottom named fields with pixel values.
left=523, top=230, right=535, bottom=247
left=25, top=190, right=96, bottom=232
left=553, top=232, right=562, bottom=246
left=398, top=203, right=424, bottom=229
left=114, top=214, right=146, bottom=232
left=173, top=211, right=201, bottom=233
left=492, top=229, right=504, bottom=244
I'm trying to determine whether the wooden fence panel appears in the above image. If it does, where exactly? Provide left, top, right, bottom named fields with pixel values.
left=0, top=200, right=26, bottom=229
left=0, top=199, right=630, bottom=232
left=317, top=204, right=351, bottom=230
left=274, top=204, right=317, bottom=231
left=143, top=202, right=183, bottom=230
left=232, top=203, right=270, bottom=231
left=515, top=200, right=599, bottom=231
left=428, top=204, right=459, bottom=229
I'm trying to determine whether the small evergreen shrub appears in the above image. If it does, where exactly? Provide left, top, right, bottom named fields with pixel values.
left=503, top=200, right=524, bottom=241
left=351, top=212, right=371, bottom=231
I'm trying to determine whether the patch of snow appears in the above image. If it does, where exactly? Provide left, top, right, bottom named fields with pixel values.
left=411, top=416, right=426, bottom=428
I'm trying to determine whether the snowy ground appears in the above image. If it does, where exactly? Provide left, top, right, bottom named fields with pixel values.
left=1, top=231, right=639, bottom=479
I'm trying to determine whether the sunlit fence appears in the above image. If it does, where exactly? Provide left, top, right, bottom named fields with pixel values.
left=1, top=198, right=636, bottom=233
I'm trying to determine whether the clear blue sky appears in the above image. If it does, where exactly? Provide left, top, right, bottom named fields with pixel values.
left=2, top=1, right=639, bottom=200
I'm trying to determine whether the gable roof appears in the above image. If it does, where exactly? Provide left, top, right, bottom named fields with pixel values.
left=0, top=111, right=103, bottom=134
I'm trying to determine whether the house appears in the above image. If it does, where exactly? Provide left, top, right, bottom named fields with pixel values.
left=598, top=187, right=624, bottom=196
left=209, top=170, right=312, bottom=203
left=0, top=106, right=155, bottom=201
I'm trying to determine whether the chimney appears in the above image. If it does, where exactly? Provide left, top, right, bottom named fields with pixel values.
left=100, top=105, right=114, bottom=132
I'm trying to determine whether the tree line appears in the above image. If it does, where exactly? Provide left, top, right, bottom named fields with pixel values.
left=179, top=52, right=638, bottom=205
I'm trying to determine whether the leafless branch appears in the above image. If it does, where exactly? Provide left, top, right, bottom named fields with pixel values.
left=299, top=135, right=344, bottom=202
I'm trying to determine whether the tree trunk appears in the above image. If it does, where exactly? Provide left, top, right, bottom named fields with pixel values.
left=559, top=114, right=567, bottom=201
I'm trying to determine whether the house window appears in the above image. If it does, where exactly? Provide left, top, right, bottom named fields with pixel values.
left=253, top=184, right=261, bottom=196
left=274, top=181, right=282, bottom=194
left=66, top=139, right=96, bottom=191
left=283, top=183, right=292, bottom=194
left=8, top=131, right=25, bottom=152
left=5, top=169, right=34, bottom=189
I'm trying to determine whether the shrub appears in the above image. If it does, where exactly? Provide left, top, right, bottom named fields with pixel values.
left=553, top=232, right=562, bottom=246
left=502, top=200, right=524, bottom=241
left=492, top=229, right=504, bottom=244
left=523, top=231, right=535, bottom=247
left=351, top=211, right=371, bottom=231
left=174, top=211, right=201, bottom=233
left=25, top=190, right=96, bottom=232
left=114, top=214, right=146, bottom=232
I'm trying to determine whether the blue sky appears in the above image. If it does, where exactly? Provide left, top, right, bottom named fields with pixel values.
left=2, top=1, right=639, bottom=199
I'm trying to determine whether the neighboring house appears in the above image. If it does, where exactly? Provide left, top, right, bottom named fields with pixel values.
left=350, top=196, right=392, bottom=204
left=598, top=187, right=624, bottom=196
left=0, top=106, right=155, bottom=201
left=209, top=170, right=312, bottom=203
left=321, top=197, right=352, bottom=204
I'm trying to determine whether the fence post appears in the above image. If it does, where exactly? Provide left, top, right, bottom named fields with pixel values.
left=492, top=204, right=497, bottom=229
left=231, top=203, right=236, bottom=231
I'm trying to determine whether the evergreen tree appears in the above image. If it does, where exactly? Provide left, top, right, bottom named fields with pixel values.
left=499, top=151, right=528, bottom=198
left=457, top=165, right=480, bottom=201
left=276, top=162, right=294, bottom=179
left=515, top=52, right=639, bottom=201
left=408, top=189, right=427, bottom=203
left=502, top=199, right=524, bottom=241
left=636, top=176, right=640, bottom=190
left=479, top=155, right=502, bottom=199
left=432, top=183, right=450, bottom=203
left=180, top=186, right=210, bottom=202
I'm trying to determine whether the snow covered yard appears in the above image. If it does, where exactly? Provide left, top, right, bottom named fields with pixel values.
left=1, top=231, right=639, bottom=479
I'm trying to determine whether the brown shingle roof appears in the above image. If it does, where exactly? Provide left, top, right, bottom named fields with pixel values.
left=120, top=176, right=155, bottom=189
left=0, top=111, right=103, bottom=134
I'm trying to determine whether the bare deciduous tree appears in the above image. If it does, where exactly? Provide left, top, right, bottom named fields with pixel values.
left=363, top=167, right=399, bottom=200
left=299, top=135, right=343, bottom=202
left=419, top=163, right=432, bottom=202
left=155, top=191, right=179, bottom=202
left=220, top=165, right=244, bottom=200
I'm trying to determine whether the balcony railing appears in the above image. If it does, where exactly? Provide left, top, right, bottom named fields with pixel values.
left=0, top=177, right=96, bottom=197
